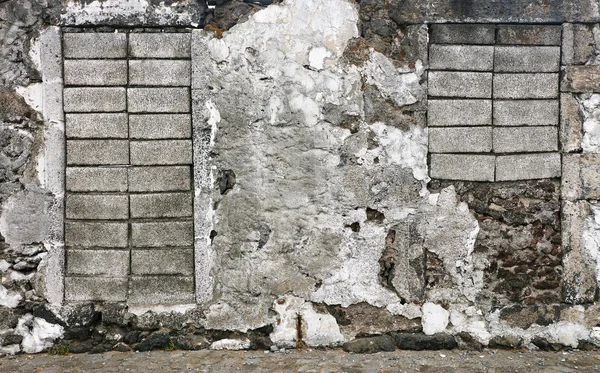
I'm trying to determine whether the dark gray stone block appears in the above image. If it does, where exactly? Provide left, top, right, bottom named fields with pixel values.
left=63, top=88, right=126, bottom=113
left=131, top=221, right=194, bottom=247
left=128, top=276, right=195, bottom=304
left=66, top=167, right=128, bottom=192
left=130, top=140, right=193, bottom=165
left=129, top=60, right=191, bottom=86
left=496, top=153, right=561, bottom=181
left=63, top=33, right=127, bottom=59
left=129, top=33, right=191, bottom=58
left=131, top=249, right=194, bottom=276
left=65, top=277, right=127, bottom=302
left=430, top=154, right=495, bottom=181
left=127, top=88, right=190, bottom=113
left=66, top=113, right=128, bottom=139
left=130, top=193, right=192, bottom=218
left=129, top=114, right=192, bottom=139
left=493, top=127, right=558, bottom=153
left=66, top=140, right=129, bottom=166
left=66, top=194, right=129, bottom=220
left=128, top=166, right=192, bottom=192
left=429, top=127, right=492, bottom=153
left=64, top=60, right=127, bottom=86
left=65, top=221, right=128, bottom=248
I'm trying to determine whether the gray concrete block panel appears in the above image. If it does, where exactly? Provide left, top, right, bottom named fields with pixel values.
left=496, top=25, right=562, bottom=46
left=66, top=167, right=128, bottom=192
left=66, top=140, right=129, bottom=166
left=493, top=127, right=558, bottom=153
left=493, top=100, right=559, bottom=126
left=64, top=60, right=127, bottom=86
left=66, top=113, right=128, bottom=139
left=66, top=194, right=128, bottom=220
left=493, top=73, right=558, bottom=99
left=65, top=221, right=128, bottom=248
left=429, top=24, right=495, bottom=44
left=131, top=221, right=193, bottom=247
left=129, top=114, right=192, bottom=139
left=430, top=154, right=495, bottom=181
left=429, top=45, right=494, bottom=71
left=129, top=276, right=195, bottom=304
left=496, top=153, right=561, bottom=181
left=429, top=127, right=493, bottom=153
left=494, top=46, right=560, bottom=73
left=428, top=99, right=492, bottom=126
left=129, top=33, right=191, bottom=58
left=130, top=140, right=193, bottom=165
left=66, top=250, right=129, bottom=277
left=63, top=33, right=127, bottom=59
left=127, top=88, right=190, bottom=113
left=65, top=277, right=127, bottom=302
left=428, top=71, right=492, bottom=98
left=130, top=193, right=193, bottom=218
left=131, top=249, right=194, bottom=276
left=129, top=60, right=191, bottom=86
left=128, top=166, right=192, bottom=192
left=63, top=87, right=126, bottom=113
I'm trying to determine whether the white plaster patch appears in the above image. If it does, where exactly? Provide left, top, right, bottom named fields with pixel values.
left=583, top=203, right=600, bottom=284
left=15, top=314, right=64, bottom=354
left=0, top=344, right=21, bottom=355
left=0, top=260, right=10, bottom=272
left=421, top=302, right=449, bottom=335
left=542, top=322, right=590, bottom=348
left=0, top=285, right=22, bottom=308
left=309, top=46, right=331, bottom=70
left=210, top=338, right=251, bottom=350
left=128, top=304, right=197, bottom=316
left=15, top=83, right=43, bottom=113
left=449, top=305, right=491, bottom=344
left=578, top=93, right=600, bottom=153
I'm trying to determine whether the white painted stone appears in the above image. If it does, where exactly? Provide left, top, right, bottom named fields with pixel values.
left=0, top=260, right=10, bottom=272
left=15, top=314, right=64, bottom=354
left=0, top=344, right=21, bottom=355
left=0, top=285, right=22, bottom=308
left=422, top=302, right=449, bottom=335
left=210, top=338, right=251, bottom=350
left=579, top=93, right=600, bottom=153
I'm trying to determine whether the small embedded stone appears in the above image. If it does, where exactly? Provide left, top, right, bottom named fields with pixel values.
left=342, top=335, right=395, bottom=353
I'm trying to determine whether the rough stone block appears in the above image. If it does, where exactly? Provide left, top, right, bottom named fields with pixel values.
left=429, top=45, right=494, bottom=71
left=130, top=193, right=192, bottom=218
left=561, top=66, right=600, bottom=92
left=65, top=277, right=127, bottom=302
left=427, top=99, right=491, bottom=126
left=430, top=154, right=495, bottom=181
left=562, top=23, right=596, bottom=65
left=66, top=167, right=128, bottom=192
left=66, top=194, right=128, bottom=220
left=391, top=332, right=457, bottom=350
left=129, top=33, right=191, bottom=58
left=493, top=73, right=558, bottom=99
left=63, top=88, right=126, bottom=112
left=66, top=113, right=128, bottom=139
left=128, top=166, right=191, bottom=192
left=66, top=140, right=129, bottom=165
left=494, top=46, right=560, bottom=73
left=127, top=88, right=190, bottom=113
left=64, top=60, right=127, bottom=86
left=493, top=100, right=559, bottom=126
left=63, top=33, right=127, bottom=59
left=493, top=127, right=558, bottom=153
left=497, top=25, right=562, bottom=45
left=130, top=140, right=193, bottom=165
left=560, top=93, right=584, bottom=152
left=495, top=153, right=561, bottom=181
left=562, top=154, right=600, bottom=201
left=129, top=114, right=191, bottom=139
left=65, top=221, right=128, bottom=248
left=428, top=72, right=492, bottom=98
left=128, top=276, right=194, bottom=304
left=129, top=60, right=191, bottom=86
left=131, top=249, right=194, bottom=275
left=131, top=221, right=193, bottom=247
left=429, top=24, right=495, bottom=44
left=66, top=250, right=129, bottom=277
left=429, top=127, right=492, bottom=153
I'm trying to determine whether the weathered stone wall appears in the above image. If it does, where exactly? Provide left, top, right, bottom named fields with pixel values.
left=3, top=0, right=600, bottom=356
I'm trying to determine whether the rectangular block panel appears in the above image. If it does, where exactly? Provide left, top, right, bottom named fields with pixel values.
left=66, top=113, right=128, bottom=139
left=427, top=99, right=491, bottom=126
left=129, top=33, right=191, bottom=58
left=561, top=66, right=600, bottom=92
left=66, top=250, right=129, bottom=277
left=128, top=166, right=191, bottom=192
left=66, top=194, right=128, bottom=220
left=130, top=140, right=193, bottom=165
left=496, top=153, right=561, bottom=181
left=64, top=60, right=127, bottom=86
left=429, top=45, right=494, bottom=71
left=130, top=193, right=193, bottom=218
left=131, top=249, right=194, bottom=276
left=63, top=87, right=126, bottom=112
left=494, top=46, right=560, bottom=72
left=129, top=60, right=191, bottom=86
left=428, top=71, right=492, bottom=98
left=429, top=127, right=492, bottom=153
left=493, top=73, right=558, bottom=99
left=65, top=277, right=127, bottom=302
left=429, top=24, right=495, bottom=44
left=493, top=127, right=558, bottom=153
left=493, top=100, right=559, bottom=126
left=496, top=25, right=562, bottom=45
left=65, top=221, right=128, bottom=248
left=66, top=167, right=128, bottom=192
left=127, top=88, right=190, bottom=113
left=560, top=93, right=583, bottom=153
left=66, top=140, right=129, bottom=165
left=131, top=221, right=194, bottom=247
left=63, top=33, right=127, bottom=59
left=129, top=114, right=191, bottom=139
left=429, top=154, right=495, bottom=181
left=128, top=276, right=194, bottom=304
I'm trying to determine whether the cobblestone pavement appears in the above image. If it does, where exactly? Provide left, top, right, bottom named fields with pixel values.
left=1, top=349, right=599, bottom=372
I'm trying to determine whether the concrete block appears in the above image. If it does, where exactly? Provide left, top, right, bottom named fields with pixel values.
left=497, top=25, right=562, bottom=45
left=66, top=167, right=128, bottom=192
left=428, top=99, right=491, bottom=126
left=429, top=45, right=493, bottom=71
left=560, top=94, right=583, bottom=152
left=131, top=249, right=193, bottom=276
left=64, top=60, right=127, bottom=86
left=129, top=60, right=191, bottom=86
left=493, top=73, right=558, bottom=99
left=562, top=66, right=600, bottom=92
left=430, top=154, right=495, bottom=181
left=429, top=24, right=495, bottom=44
left=130, top=140, right=193, bottom=165
left=562, top=23, right=596, bottom=65
left=128, top=88, right=190, bottom=113
left=494, top=46, right=560, bottom=73
left=428, top=72, right=492, bottom=98
left=562, top=154, right=600, bottom=201
left=496, top=153, right=561, bottom=181
left=66, top=140, right=129, bottom=165
left=66, top=250, right=129, bottom=277
left=129, top=33, right=191, bottom=58
left=131, top=221, right=193, bottom=247
left=493, top=100, right=559, bottom=126
left=130, top=193, right=192, bottom=218
left=63, top=88, right=126, bottom=112
left=65, top=221, right=128, bottom=248
left=128, top=166, right=191, bottom=192
left=129, top=114, right=191, bottom=139
left=65, top=277, right=127, bottom=302
left=128, top=276, right=194, bottom=304
left=63, top=33, right=127, bottom=59
left=66, top=194, right=128, bottom=220
left=493, top=127, right=558, bottom=153
left=66, top=113, right=128, bottom=139
left=429, top=127, right=492, bottom=153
